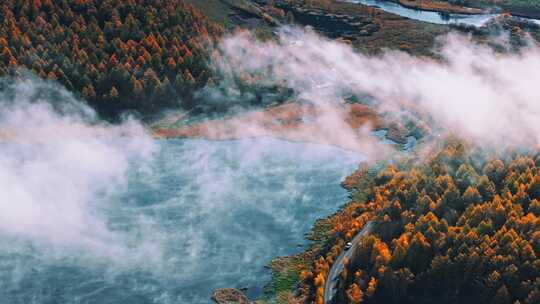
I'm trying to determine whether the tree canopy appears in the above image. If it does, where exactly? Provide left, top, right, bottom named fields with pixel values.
left=298, top=139, right=540, bottom=304
left=0, top=0, right=224, bottom=118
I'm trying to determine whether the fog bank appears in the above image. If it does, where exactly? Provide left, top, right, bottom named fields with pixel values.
left=0, top=76, right=368, bottom=303
left=215, top=28, right=540, bottom=148
left=0, top=77, right=160, bottom=265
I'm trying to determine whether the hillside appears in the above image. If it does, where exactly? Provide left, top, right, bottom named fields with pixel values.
left=287, top=139, right=540, bottom=304
left=2, top=1, right=540, bottom=304
left=0, top=0, right=224, bottom=119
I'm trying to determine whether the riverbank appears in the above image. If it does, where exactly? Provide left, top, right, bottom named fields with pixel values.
left=387, top=0, right=540, bottom=20
left=151, top=102, right=418, bottom=304
left=187, top=0, right=448, bottom=55
left=152, top=101, right=422, bottom=158
left=263, top=163, right=381, bottom=303
left=284, top=0, right=448, bottom=56
left=393, top=0, right=484, bottom=15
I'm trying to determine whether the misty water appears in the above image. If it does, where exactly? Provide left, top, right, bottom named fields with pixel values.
left=0, top=137, right=365, bottom=304
left=352, top=0, right=540, bottom=25
left=351, top=0, right=497, bottom=25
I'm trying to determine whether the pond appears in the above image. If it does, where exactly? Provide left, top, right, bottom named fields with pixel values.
left=0, top=137, right=365, bottom=304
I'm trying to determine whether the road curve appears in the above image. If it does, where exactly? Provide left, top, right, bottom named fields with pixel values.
left=324, top=221, right=374, bottom=304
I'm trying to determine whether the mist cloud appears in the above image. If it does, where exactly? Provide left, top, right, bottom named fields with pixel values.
left=215, top=27, right=540, bottom=149
left=0, top=77, right=160, bottom=264
left=4, top=24, right=540, bottom=303
left=0, top=76, right=370, bottom=303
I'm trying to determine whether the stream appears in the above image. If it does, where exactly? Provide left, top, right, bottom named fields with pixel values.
left=351, top=0, right=540, bottom=26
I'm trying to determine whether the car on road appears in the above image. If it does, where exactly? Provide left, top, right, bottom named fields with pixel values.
left=344, top=242, right=353, bottom=250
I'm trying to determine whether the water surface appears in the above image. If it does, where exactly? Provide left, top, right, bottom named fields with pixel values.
left=0, top=137, right=365, bottom=304
left=351, top=0, right=496, bottom=25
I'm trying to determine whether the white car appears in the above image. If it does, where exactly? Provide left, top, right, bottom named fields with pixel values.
left=344, top=242, right=353, bottom=250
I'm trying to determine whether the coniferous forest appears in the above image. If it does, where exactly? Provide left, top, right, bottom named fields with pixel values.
left=297, top=139, right=540, bottom=304
left=0, top=0, right=224, bottom=119
left=1, top=1, right=540, bottom=304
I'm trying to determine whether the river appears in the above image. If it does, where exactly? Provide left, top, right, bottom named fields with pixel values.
left=0, top=137, right=365, bottom=304
left=351, top=0, right=540, bottom=26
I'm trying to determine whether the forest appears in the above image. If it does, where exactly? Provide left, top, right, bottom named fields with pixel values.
left=294, top=138, right=540, bottom=304
left=2, top=1, right=540, bottom=304
left=0, top=0, right=224, bottom=119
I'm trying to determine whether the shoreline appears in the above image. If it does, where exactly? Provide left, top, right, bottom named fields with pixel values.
left=167, top=102, right=416, bottom=303
left=380, top=0, right=540, bottom=21
left=152, top=102, right=377, bottom=151
left=263, top=161, right=380, bottom=303
left=393, top=0, right=485, bottom=15
left=152, top=102, right=419, bottom=157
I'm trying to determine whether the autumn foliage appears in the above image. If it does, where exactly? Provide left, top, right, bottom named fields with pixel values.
left=301, top=139, right=540, bottom=304
left=0, top=0, right=224, bottom=118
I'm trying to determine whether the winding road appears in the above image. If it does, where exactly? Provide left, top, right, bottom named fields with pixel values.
left=324, top=221, right=374, bottom=304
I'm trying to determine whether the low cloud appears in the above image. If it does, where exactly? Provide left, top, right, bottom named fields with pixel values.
left=4, top=24, right=540, bottom=303
left=0, top=76, right=160, bottom=265
left=0, top=76, right=367, bottom=303
left=214, top=27, right=540, bottom=149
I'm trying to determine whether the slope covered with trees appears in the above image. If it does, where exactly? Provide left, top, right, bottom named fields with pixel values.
left=0, top=0, right=224, bottom=118
left=294, top=139, right=540, bottom=304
